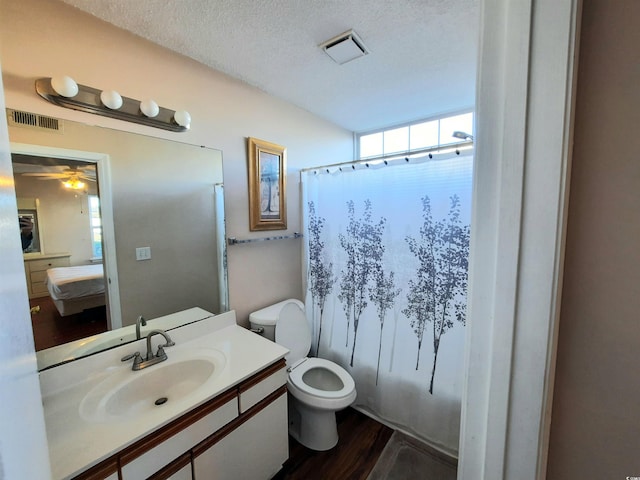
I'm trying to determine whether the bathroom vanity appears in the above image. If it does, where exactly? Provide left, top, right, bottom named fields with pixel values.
left=39, top=310, right=290, bottom=480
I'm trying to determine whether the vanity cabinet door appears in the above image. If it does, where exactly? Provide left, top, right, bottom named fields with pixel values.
left=147, top=452, right=192, bottom=480
left=166, top=464, right=192, bottom=480
left=193, top=389, right=288, bottom=480
left=120, top=392, right=237, bottom=480
left=71, top=456, right=119, bottom=480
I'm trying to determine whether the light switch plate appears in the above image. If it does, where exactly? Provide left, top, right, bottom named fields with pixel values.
left=135, top=246, right=151, bottom=261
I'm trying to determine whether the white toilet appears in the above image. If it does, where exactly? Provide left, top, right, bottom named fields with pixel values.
left=249, top=299, right=357, bottom=451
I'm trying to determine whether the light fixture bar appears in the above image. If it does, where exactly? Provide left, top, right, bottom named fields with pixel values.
left=35, top=77, right=189, bottom=132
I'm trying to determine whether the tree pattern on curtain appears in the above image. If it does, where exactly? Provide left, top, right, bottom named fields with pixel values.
left=337, top=200, right=387, bottom=367
left=305, top=163, right=470, bottom=394
left=404, top=194, right=470, bottom=394
left=307, top=202, right=334, bottom=355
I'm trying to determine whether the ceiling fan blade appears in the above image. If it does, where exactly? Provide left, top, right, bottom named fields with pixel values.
left=23, top=172, right=68, bottom=178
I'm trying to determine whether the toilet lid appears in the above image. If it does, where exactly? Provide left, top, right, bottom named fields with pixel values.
left=275, top=302, right=311, bottom=364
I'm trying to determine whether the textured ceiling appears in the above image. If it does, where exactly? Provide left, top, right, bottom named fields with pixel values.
left=60, top=0, right=479, bottom=132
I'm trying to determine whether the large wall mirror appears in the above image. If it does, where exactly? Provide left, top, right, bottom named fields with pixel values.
left=7, top=109, right=228, bottom=370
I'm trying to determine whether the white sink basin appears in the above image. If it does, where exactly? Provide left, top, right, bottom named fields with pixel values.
left=80, top=348, right=226, bottom=423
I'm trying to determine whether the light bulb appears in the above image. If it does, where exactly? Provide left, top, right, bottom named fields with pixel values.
left=173, top=110, right=191, bottom=128
left=63, top=179, right=85, bottom=190
left=100, top=90, right=123, bottom=110
left=140, top=98, right=159, bottom=118
left=51, top=76, right=79, bottom=98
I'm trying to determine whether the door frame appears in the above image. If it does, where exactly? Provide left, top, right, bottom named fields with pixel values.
left=459, top=0, right=581, bottom=478
left=11, top=142, right=122, bottom=330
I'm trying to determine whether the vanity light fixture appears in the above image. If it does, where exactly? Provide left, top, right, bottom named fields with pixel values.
left=36, top=76, right=191, bottom=132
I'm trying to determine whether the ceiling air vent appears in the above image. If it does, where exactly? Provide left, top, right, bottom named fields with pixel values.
left=320, top=29, right=370, bottom=65
left=7, top=109, right=63, bottom=134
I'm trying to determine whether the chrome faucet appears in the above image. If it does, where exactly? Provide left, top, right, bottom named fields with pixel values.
left=145, top=329, right=175, bottom=360
left=122, top=329, right=175, bottom=371
left=135, top=315, right=147, bottom=340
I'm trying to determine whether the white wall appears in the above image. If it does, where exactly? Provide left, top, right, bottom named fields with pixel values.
left=0, top=0, right=353, bottom=325
left=547, top=1, right=640, bottom=478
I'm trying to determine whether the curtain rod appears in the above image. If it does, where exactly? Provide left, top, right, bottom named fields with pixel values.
left=300, top=141, right=473, bottom=174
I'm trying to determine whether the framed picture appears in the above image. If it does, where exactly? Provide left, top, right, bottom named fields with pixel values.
left=247, top=137, right=287, bottom=231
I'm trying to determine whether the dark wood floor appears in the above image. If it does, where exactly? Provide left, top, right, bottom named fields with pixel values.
left=29, top=295, right=107, bottom=350
left=274, top=407, right=393, bottom=480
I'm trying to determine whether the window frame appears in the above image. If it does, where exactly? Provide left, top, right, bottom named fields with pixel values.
left=88, top=194, right=103, bottom=260
left=356, top=109, right=474, bottom=160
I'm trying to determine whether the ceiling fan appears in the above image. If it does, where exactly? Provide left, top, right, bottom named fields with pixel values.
left=20, top=165, right=96, bottom=190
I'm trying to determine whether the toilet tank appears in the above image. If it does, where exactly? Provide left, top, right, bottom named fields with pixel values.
left=249, top=299, right=305, bottom=341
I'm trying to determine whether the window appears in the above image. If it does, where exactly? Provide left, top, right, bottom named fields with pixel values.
left=357, top=111, right=474, bottom=159
left=88, top=195, right=102, bottom=259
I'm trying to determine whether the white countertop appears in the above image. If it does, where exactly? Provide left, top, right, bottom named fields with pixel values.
left=39, top=310, right=288, bottom=480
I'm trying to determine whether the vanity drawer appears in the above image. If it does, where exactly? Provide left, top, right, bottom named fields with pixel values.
left=27, top=256, right=70, bottom=272
left=31, top=280, right=49, bottom=296
left=31, top=269, right=49, bottom=282
left=238, top=359, right=287, bottom=413
left=120, top=391, right=237, bottom=480
left=147, top=452, right=192, bottom=480
left=72, top=456, right=119, bottom=480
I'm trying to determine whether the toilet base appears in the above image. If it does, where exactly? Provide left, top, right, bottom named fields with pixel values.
left=288, top=394, right=339, bottom=451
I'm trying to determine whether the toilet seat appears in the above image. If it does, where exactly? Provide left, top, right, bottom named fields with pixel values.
left=288, top=357, right=356, bottom=400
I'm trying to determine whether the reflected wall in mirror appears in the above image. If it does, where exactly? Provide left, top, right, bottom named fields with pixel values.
left=7, top=109, right=228, bottom=370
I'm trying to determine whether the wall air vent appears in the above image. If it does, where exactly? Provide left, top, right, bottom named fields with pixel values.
left=320, top=29, right=370, bottom=65
left=6, top=109, right=63, bottom=134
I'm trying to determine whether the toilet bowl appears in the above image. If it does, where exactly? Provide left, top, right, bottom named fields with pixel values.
left=249, top=299, right=357, bottom=451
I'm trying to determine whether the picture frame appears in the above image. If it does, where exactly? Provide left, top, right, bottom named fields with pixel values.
left=247, top=137, right=287, bottom=231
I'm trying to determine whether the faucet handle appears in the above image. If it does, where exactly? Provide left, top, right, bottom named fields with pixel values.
left=155, top=345, right=168, bottom=359
left=121, top=352, right=143, bottom=368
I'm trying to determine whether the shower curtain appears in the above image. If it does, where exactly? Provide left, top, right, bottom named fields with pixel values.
left=301, top=151, right=473, bottom=454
